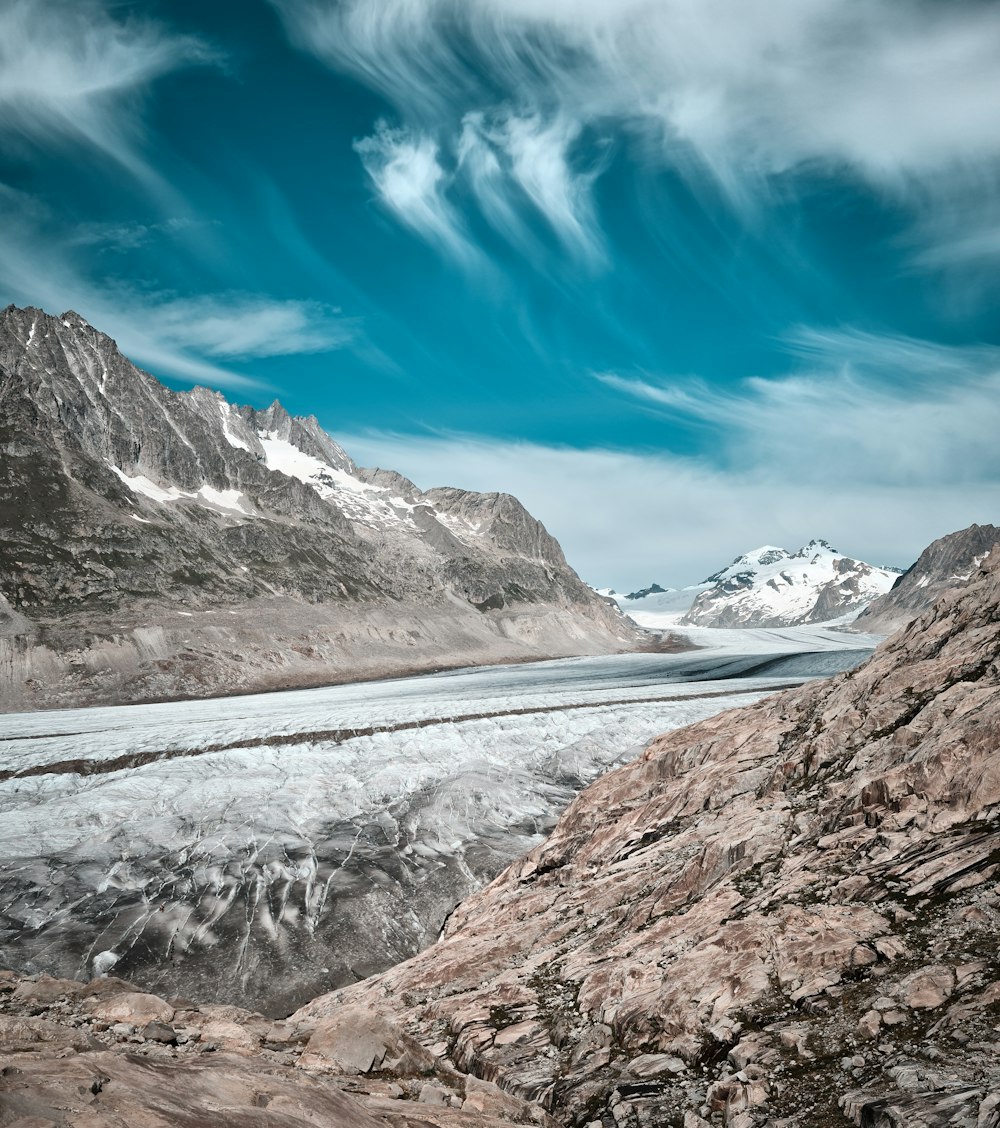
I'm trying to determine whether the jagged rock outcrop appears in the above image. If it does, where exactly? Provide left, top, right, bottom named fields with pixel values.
left=292, top=551, right=1000, bottom=1127
left=0, top=305, right=633, bottom=708
left=855, top=524, right=1000, bottom=636
left=682, top=540, right=899, bottom=628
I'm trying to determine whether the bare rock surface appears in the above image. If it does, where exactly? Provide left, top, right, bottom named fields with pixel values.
left=0, top=304, right=634, bottom=710
left=0, top=969, right=545, bottom=1127
left=293, top=551, right=1000, bottom=1126
left=855, top=523, right=1000, bottom=636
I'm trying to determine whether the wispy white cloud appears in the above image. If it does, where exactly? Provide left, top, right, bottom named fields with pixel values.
left=597, top=329, right=1000, bottom=488
left=272, top=0, right=474, bottom=125
left=67, top=217, right=214, bottom=254
left=354, top=122, right=484, bottom=268
left=338, top=428, right=998, bottom=588
left=918, top=229, right=1000, bottom=269
left=907, top=190, right=1000, bottom=274
left=492, top=112, right=604, bottom=265
left=0, top=0, right=212, bottom=181
left=783, top=326, right=1000, bottom=381
left=354, top=110, right=604, bottom=267
left=896, top=185, right=1000, bottom=315
left=275, top=0, right=1000, bottom=180
left=457, top=113, right=534, bottom=253
left=0, top=188, right=351, bottom=388
left=275, top=0, right=1000, bottom=269
left=143, top=294, right=355, bottom=360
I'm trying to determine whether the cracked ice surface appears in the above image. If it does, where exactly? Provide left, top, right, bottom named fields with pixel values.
left=0, top=634, right=874, bottom=1016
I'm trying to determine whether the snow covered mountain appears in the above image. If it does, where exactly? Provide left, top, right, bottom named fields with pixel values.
left=0, top=305, right=632, bottom=708
left=680, top=539, right=900, bottom=627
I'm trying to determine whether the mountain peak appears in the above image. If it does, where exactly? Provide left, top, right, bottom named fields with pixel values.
left=624, top=582, right=670, bottom=600
left=687, top=539, right=896, bottom=627
left=794, top=537, right=837, bottom=556
left=855, top=523, right=1000, bottom=634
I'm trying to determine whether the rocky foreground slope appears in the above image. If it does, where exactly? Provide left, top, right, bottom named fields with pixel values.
left=3, top=550, right=998, bottom=1126
left=855, top=524, right=999, bottom=636
left=0, top=968, right=548, bottom=1128
left=0, top=305, right=633, bottom=709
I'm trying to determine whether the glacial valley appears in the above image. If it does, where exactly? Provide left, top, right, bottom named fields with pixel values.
left=0, top=626, right=876, bottom=1016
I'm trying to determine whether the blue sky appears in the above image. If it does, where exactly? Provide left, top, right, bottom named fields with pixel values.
left=2, top=0, right=999, bottom=586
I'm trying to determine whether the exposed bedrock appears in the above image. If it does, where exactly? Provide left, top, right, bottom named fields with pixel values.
left=0, top=969, right=547, bottom=1128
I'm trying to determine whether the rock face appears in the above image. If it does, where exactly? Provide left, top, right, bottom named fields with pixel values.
left=294, top=550, right=1000, bottom=1126
left=681, top=539, right=900, bottom=628
left=0, top=305, right=633, bottom=708
left=855, top=523, right=1000, bottom=636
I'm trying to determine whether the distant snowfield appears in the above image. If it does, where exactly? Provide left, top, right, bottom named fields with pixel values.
left=0, top=627, right=880, bottom=1014
left=629, top=606, right=886, bottom=639
left=598, top=585, right=709, bottom=625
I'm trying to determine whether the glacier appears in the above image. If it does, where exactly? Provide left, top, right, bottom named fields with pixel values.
left=0, top=627, right=877, bottom=1015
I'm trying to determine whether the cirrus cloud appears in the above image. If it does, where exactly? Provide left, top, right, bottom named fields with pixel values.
left=0, top=187, right=353, bottom=389
left=0, top=0, right=213, bottom=181
left=596, top=328, right=1000, bottom=488
left=275, top=0, right=1000, bottom=191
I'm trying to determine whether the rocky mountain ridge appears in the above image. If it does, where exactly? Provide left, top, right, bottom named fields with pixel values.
left=680, top=539, right=899, bottom=628
left=855, top=523, right=1000, bottom=636
left=0, top=304, right=633, bottom=709
left=287, top=546, right=1000, bottom=1127
left=623, top=583, right=668, bottom=601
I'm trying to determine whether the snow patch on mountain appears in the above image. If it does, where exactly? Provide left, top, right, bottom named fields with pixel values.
left=258, top=431, right=353, bottom=495
left=258, top=431, right=418, bottom=530
left=108, top=466, right=188, bottom=504
left=433, top=509, right=486, bottom=543
left=198, top=484, right=251, bottom=514
left=108, top=465, right=250, bottom=516
left=218, top=400, right=251, bottom=452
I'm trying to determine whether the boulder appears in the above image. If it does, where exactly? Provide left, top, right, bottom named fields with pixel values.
left=299, top=1007, right=438, bottom=1076
left=86, top=992, right=173, bottom=1027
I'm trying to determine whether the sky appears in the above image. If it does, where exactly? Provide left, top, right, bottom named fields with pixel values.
left=1, top=0, right=999, bottom=588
